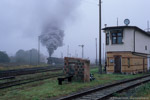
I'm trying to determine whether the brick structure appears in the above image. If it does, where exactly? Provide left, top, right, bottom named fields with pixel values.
left=64, top=57, right=90, bottom=82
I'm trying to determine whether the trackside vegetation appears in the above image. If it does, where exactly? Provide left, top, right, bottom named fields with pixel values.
left=115, top=82, right=150, bottom=98
left=133, top=82, right=150, bottom=97
left=0, top=67, right=145, bottom=100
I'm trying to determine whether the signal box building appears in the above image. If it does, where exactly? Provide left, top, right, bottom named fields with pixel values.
left=103, top=26, right=150, bottom=74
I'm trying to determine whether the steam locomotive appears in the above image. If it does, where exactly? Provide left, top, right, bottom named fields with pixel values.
left=47, top=57, right=64, bottom=65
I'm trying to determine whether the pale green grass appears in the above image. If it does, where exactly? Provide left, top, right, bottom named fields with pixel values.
left=133, top=82, right=150, bottom=98
left=113, top=82, right=150, bottom=99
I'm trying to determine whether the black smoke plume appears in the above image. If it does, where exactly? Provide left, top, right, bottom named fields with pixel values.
left=40, top=21, right=64, bottom=57
left=40, top=0, right=80, bottom=57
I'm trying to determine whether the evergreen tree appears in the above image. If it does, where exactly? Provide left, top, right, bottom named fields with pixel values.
left=0, top=51, right=10, bottom=63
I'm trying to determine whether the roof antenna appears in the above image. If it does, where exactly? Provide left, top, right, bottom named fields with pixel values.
left=117, top=17, right=118, bottom=26
left=147, top=20, right=149, bottom=32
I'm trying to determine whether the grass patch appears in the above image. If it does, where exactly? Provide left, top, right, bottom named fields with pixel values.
left=133, top=82, right=150, bottom=98
left=0, top=68, right=145, bottom=100
left=113, top=82, right=150, bottom=99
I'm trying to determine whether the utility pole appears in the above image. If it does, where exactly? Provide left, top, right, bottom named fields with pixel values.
left=95, top=38, right=97, bottom=65
left=79, top=45, right=84, bottom=58
left=75, top=50, right=77, bottom=57
left=103, top=43, right=105, bottom=65
left=61, top=52, right=63, bottom=58
left=67, top=45, right=69, bottom=57
left=99, top=0, right=102, bottom=74
left=30, top=50, right=32, bottom=65
left=38, top=36, right=40, bottom=65
left=147, top=20, right=149, bottom=32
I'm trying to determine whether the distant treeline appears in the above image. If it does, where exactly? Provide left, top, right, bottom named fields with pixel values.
left=0, top=49, right=47, bottom=65
left=0, top=51, right=10, bottom=63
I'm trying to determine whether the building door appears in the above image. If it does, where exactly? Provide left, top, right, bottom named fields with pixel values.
left=114, top=56, right=121, bottom=73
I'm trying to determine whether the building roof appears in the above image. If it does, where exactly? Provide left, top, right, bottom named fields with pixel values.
left=147, top=32, right=150, bottom=35
left=102, top=26, right=150, bottom=36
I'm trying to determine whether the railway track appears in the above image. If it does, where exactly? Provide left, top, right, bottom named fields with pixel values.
left=0, top=66, right=97, bottom=78
left=0, top=73, right=63, bottom=89
left=58, top=74, right=150, bottom=100
left=0, top=67, right=63, bottom=78
left=0, top=66, right=98, bottom=89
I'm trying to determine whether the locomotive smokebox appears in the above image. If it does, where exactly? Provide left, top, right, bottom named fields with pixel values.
left=47, top=57, right=52, bottom=64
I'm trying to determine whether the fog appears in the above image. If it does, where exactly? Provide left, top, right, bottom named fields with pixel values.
left=0, top=0, right=150, bottom=63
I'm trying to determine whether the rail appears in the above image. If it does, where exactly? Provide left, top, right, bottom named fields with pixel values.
left=58, top=74, right=150, bottom=100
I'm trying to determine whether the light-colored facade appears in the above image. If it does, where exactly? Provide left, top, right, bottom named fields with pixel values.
left=103, top=26, right=150, bottom=74
left=135, top=30, right=150, bottom=54
left=106, top=28, right=134, bottom=52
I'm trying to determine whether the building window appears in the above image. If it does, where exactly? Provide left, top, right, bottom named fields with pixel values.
left=112, top=32, right=123, bottom=44
left=106, top=33, right=109, bottom=45
left=128, top=58, right=130, bottom=68
left=145, top=46, right=147, bottom=50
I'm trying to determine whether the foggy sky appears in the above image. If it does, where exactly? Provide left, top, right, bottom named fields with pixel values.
left=0, top=0, right=150, bottom=62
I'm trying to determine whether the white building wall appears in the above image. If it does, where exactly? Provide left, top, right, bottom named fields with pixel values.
left=134, top=30, right=150, bottom=70
left=106, top=28, right=134, bottom=52
left=135, top=31, right=150, bottom=54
